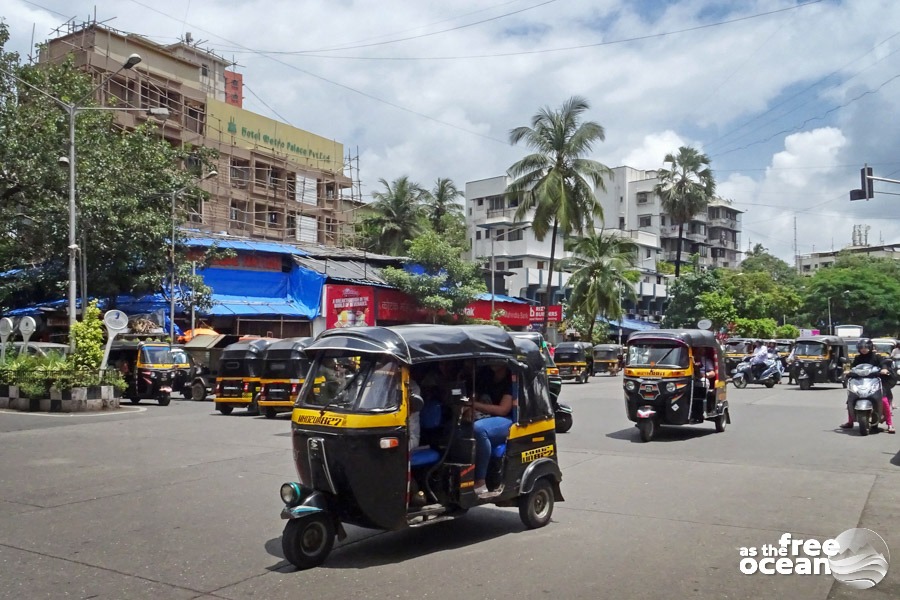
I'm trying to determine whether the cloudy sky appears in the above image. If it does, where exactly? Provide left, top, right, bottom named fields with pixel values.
left=4, top=0, right=900, bottom=263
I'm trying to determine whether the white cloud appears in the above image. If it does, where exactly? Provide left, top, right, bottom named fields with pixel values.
left=619, top=131, right=689, bottom=170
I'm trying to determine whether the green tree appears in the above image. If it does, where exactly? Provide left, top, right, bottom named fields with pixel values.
left=0, top=25, right=213, bottom=311
left=661, top=269, right=720, bottom=328
left=720, top=270, right=801, bottom=322
left=506, top=96, right=612, bottom=334
left=359, top=176, right=427, bottom=256
left=380, top=231, right=486, bottom=322
left=654, top=147, right=716, bottom=277
left=67, top=299, right=104, bottom=374
left=563, top=230, right=638, bottom=341
left=696, top=290, right=737, bottom=332
left=423, top=178, right=464, bottom=233
left=740, top=244, right=801, bottom=286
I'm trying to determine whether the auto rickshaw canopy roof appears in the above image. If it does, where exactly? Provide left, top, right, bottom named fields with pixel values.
left=628, top=329, right=722, bottom=349
left=308, top=325, right=518, bottom=364
left=221, top=338, right=276, bottom=359
left=794, top=335, right=847, bottom=346
left=593, top=344, right=622, bottom=351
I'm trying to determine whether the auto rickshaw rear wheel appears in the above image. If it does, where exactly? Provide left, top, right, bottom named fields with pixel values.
left=282, top=513, right=335, bottom=570
left=799, top=379, right=811, bottom=391
left=157, top=393, right=171, bottom=407
left=191, top=382, right=206, bottom=401
left=217, top=405, right=233, bottom=415
left=638, top=419, right=656, bottom=442
left=715, top=411, right=727, bottom=433
left=128, top=398, right=140, bottom=405
left=518, top=478, right=554, bottom=529
left=264, top=407, right=277, bottom=419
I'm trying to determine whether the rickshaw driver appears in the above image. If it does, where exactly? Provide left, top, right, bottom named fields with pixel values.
left=471, top=363, right=514, bottom=497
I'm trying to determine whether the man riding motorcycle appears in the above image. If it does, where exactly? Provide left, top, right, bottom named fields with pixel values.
left=749, top=340, right=769, bottom=380
left=840, top=338, right=895, bottom=433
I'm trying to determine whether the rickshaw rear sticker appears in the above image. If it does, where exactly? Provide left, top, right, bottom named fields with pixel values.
left=294, top=414, right=346, bottom=427
left=521, top=445, right=554, bottom=463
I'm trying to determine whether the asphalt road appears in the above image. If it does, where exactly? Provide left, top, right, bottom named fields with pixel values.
left=0, top=376, right=898, bottom=600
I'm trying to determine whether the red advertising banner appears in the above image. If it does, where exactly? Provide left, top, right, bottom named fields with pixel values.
left=529, top=305, right=563, bottom=323
left=376, top=288, right=428, bottom=322
left=323, top=284, right=375, bottom=329
left=464, top=300, right=532, bottom=327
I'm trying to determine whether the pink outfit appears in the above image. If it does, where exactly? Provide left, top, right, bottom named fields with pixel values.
left=846, top=397, right=893, bottom=426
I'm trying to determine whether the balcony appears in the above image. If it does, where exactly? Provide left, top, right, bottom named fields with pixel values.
left=708, top=216, right=739, bottom=229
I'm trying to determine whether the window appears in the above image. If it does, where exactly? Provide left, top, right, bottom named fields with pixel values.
left=637, top=192, right=648, bottom=204
left=508, top=228, right=524, bottom=241
left=496, top=262, right=505, bottom=270
left=477, top=198, right=483, bottom=207
left=268, top=211, right=279, bottom=225
left=495, top=229, right=505, bottom=241
left=645, top=248, right=652, bottom=258
left=488, top=196, right=504, bottom=211
left=639, top=215, right=652, bottom=228
left=660, top=215, right=666, bottom=226
left=287, top=212, right=297, bottom=232
left=619, top=217, right=625, bottom=229
left=468, top=208, right=472, bottom=216
left=476, top=231, right=481, bottom=240
left=537, top=261, right=545, bottom=269
left=508, top=260, right=523, bottom=269
left=508, top=197, right=519, bottom=208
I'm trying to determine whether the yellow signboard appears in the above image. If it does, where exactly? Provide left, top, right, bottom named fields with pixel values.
left=207, top=98, right=343, bottom=171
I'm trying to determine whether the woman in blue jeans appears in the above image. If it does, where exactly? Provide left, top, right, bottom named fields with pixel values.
left=472, top=363, right=514, bottom=497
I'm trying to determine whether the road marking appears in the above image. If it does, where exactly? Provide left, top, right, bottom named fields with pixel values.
left=0, top=406, right=147, bottom=417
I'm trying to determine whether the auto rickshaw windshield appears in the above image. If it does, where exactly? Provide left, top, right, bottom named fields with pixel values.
left=299, top=353, right=401, bottom=413
left=595, top=349, right=617, bottom=359
left=141, top=346, right=172, bottom=364
left=263, top=357, right=310, bottom=379
left=554, top=350, right=583, bottom=363
left=873, top=342, right=894, bottom=354
left=626, top=342, right=690, bottom=368
left=171, top=348, right=188, bottom=364
left=794, top=342, right=827, bottom=356
left=725, top=341, right=749, bottom=353
left=775, top=343, right=792, bottom=354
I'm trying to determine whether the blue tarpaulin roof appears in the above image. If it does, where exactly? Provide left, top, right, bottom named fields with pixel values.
left=599, top=317, right=660, bottom=331
left=475, top=293, right=530, bottom=304
left=182, top=237, right=308, bottom=256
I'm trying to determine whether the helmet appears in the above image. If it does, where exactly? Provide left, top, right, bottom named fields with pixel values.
left=857, top=338, right=874, bottom=352
left=766, top=340, right=776, bottom=348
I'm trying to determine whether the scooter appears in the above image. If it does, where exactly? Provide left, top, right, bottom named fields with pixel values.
left=845, top=363, right=885, bottom=436
left=731, top=356, right=781, bottom=389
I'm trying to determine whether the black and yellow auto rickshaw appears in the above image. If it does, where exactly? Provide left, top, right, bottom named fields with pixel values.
left=790, top=335, right=848, bottom=390
left=278, top=325, right=564, bottom=570
left=509, top=331, right=573, bottom=433
left=214, top=338, right=274, bottom=415
left=257, top=337, right=316, bottom=419
left=872, top=338, right=898, bottom=356
left=169, top=345, right=195, bottom=397
left=592, top=344, right=622, bottom=376
left=623, top=329, right=729, bottom=442
left=553, top=341, right=594, bottom=383
left=723, top=337, right=753, bottom=376
left=106, top=339, right=176, bottom=406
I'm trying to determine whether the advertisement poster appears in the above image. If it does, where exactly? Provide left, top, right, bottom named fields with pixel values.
left=324, top=285, right=375, bottom=329
left=529, top=305, right=563, bottom=323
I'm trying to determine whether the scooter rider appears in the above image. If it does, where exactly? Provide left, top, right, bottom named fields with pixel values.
left=749, top=340, right=769, bottom=381
left=840, top=338, right=895, bottom=433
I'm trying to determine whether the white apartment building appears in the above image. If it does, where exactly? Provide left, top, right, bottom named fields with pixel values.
left=465, top=175, right=668, bottom=321
left=595, top=166, right=744, bottom=270
left=798, top=243, right=900, bottom=274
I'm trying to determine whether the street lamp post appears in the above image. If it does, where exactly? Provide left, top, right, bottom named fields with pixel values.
left=827, top=297, right=832, bottom=335
left=169, top=171, right=217, bottom=342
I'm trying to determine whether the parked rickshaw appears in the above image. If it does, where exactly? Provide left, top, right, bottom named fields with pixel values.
left=553, top=341, right=594, bottom=383
left=623, top=329, right=730, bottom=442
left=257, top=337, right=315, bottom=419
left=789, top=335, right=848, bottom=390
left=510, top=331, right=573, bottom=433
left=592, top=344, right=622, bottom=376
left=214, top=338, right=274, bottom=415
left=181, top=333, right=242, bottom=401
left=723, top=337, right=753, bottom=376
left=278, top=325, right=564, bottom=570
left=169, top=345, right=195, bottom=397
left=106, top=339, right=176, bottom=406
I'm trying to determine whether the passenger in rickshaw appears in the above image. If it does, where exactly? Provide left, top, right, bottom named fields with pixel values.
left=471, top=363, right=514, bottom=497
left=692, top=349, right=717, bottom=422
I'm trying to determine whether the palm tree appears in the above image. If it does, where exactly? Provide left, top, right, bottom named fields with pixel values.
left=563, top=230, right=639, bottom=341
left=362, top=176, right=427, bottom=255
left=423, top=178, right=464, bottom=233
left=654, top=146, right=716, bottom=277
left=506, top=96, right=613, bottom=334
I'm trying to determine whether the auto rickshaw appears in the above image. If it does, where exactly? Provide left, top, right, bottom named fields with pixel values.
left=723, top=337, right=753, bottom=376
left=214, top=338, right=275, bottom=415
left=592, top=344, right=622, bottom=376
left=106, top=339, right=176, bottom=406
left=170, top=345, right=195, bottom=397
left=553, top=341, right=594, bottom=383
left=789, top=335, right=848, bottom=390
left=509, top=331, right=573, bottom=433
left=623, top=329, right=730, bottom=442
left=845, top=337, right=860, bottom=363
left=257, top=337, right=317, bottom=419
left=278, top=325, right=564, bottom=570
left=872, top=338, right=898, bottom=356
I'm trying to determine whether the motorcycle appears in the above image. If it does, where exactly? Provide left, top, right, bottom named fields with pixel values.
left=731, top=356, right=782, bottom=389
left=845, top=363, right=885, bottom=436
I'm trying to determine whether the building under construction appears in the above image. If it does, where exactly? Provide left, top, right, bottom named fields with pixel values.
left=40, top=20, right=363, bottom=246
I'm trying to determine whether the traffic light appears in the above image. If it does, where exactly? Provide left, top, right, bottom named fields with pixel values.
left=849, top=165, right=874, bottom=201
left=862, top=166, right=874, bottom=199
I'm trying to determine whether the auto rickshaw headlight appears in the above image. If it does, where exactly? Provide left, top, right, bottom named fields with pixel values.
left=625, top=380, right=636, bottom=392
left=665, top=382, right=676, bottom=393
left=280, top=482, right=302, bottom=506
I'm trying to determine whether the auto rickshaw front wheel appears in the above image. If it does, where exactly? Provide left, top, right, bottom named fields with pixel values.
left=282, top=513, right=335, bottom=570
left=518, top=478, right=554, bottom=529
left=555, top=411, right=573, bottom=434
left=637, top=419, right=656, bottom=442
left=217, top=405, right=234, bottom=415
left=157, top=394, right=171, bottom=407
left=191, top=382, right=207, bottom=401
left=799, top=379, right=811, bottom=391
